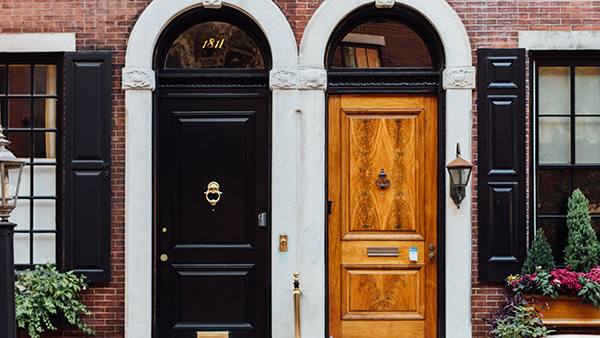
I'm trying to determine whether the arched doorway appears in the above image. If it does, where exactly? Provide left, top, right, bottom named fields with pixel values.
left=325, top=4, right=444, bottom=337
left=153, top=7, right=272, bottom=337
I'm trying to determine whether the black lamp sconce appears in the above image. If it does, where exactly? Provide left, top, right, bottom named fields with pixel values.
left=445, top=142, right=474, bottom=209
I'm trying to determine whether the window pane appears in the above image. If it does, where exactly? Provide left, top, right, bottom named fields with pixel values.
left=537, top=218, right=568, bottom=265
left=332, top=21, right=432, bottom=68
left=15, top=165, right=30, bottom=197
left=575, top=67, right=600, bottom=115
left=33, top=199, right=55, bottom=229
left=34, top=65, right=57, bottom=95
left=14, top=233, right=30, bottom=265
left=34, top=98, right=57, bottom=129
left=33, top=132, right=55, bottom=159
left=539, top=116, right=570, bottom=164
left=342, top=45, right=356, bottom=67
left=33, top=233, right=55, bottom=264
left=33, top=165, right=55, bottom=196
left=8, top=98, right=31, bottom=128
left=537, top=170, right=569, bottom=215
left=0, top=65, right=5, bottom=94
left=539, top=67, right=570, bottom=115
left=11, top=199, right=30, bottom=230
left=574, top=170, right=600, bottom=215
left=575, top=117, right=600, bottom=163
left=7, top=131, right=31, bottom=159
left=8, top=65, right=30, bottom=94
left=166, top=21, right=265, bottom=69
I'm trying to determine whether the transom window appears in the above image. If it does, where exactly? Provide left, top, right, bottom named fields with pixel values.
left=331, top=20, right=433, bottom=68
left=534, top=56, right=600, bottom=265
left=165, top=21, right=265, bottom=69
left=0, top=58, right=60, bottom=267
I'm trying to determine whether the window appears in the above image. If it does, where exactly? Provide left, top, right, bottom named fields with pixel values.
left=534, top=54, right=600, bottom=265
left=0, top=55, right=61, bottom=268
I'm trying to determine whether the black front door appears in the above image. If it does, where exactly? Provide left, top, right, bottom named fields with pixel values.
left=156, top=95, right=270, bottom=338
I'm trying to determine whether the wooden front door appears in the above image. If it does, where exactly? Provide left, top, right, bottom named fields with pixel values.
left=328, top=94, right=438, bottom=338
left=155, top=96, right=270, bottom=338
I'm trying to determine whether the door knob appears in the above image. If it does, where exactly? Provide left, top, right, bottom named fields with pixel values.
left=428, top=252, right=436, bottom=260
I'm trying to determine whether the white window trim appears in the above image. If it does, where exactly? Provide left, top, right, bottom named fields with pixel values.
left=0, top=33, right=75, bottom=53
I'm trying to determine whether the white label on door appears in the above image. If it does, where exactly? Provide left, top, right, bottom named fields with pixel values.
left=409, top=247, right=418, bottom=261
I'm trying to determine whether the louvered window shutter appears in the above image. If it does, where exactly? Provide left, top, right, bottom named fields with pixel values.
left=477, top=48, right=527, bottom=282
left=63, top=53, right=112, bottom=283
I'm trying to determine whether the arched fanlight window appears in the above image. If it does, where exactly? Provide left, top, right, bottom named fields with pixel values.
left=330, top=20, right=433, bottom=68
left=165, top=21, right=265, bottom=69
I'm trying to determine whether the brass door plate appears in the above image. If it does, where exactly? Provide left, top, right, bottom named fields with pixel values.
left=197, top=332, right=229, bottom=338
left=279, top=235, right=288, bottom=252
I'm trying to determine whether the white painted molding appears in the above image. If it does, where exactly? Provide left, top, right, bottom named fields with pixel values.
left=443, top=67, right=476, bottom=90
left=301, top=1, right=474, bottom=337
left=375, top=0, right=395, bottom=8
left=122, top=68, right=155, bottom=91
left=201, top=0, right=222, bottom=9
left=124, top=1, right=297, bottom=338
left=0, top=33, right=76, bottom=52
left=299, top=68, right=327, bottom=90
left=299, top=0, right=472, bottom=69
left=519, top=31, right=600, bottom=50
left=270, top=69, right=298, bottom=90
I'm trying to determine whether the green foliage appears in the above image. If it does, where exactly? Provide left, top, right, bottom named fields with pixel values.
left=14, top=263, right=96, bottom=338
left=489, top=304, right=554, bottom=338
left=565, top=189, right=600, bottom=272
left=578, top=275, right=600, bottom=309
left=521, top=229, right=556, bottom=275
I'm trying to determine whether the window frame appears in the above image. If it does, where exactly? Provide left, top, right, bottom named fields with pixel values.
left=0, top=53, right=64, bottom=270
left=531, top=51, right=600, bottom=265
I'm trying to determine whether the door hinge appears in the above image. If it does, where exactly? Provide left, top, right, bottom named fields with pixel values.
left=327, top=200, right=333, bottom=215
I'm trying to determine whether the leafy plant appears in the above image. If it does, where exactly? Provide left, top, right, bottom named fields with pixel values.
left=487, top=289, right=554, bottom=338
left=521, top=229, right=555, bottom=275
left=565, top=188, right=600, bottom=273
left=14, top=263, right=95, bottom=338
left=578, top=275, right=600, bottom=309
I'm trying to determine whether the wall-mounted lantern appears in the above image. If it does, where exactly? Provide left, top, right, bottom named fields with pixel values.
left=0, top=124, right=25, bottom=338
left=445, top=143, right=474, bottom=209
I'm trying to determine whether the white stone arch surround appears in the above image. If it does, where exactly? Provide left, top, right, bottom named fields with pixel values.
left=124, top=0, right=474, bottom=338
left=297, top=1, right=474, bottom=337
left=123, top=1, right=298, bottom=337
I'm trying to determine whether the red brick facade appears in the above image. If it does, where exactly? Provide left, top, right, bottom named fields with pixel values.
left=2, top=0, right=600, bottom=337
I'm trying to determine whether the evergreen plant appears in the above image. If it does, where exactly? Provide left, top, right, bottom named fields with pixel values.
left=564, top=188, right=600, bottom=273
left=521, top=229, right=555, bottom=275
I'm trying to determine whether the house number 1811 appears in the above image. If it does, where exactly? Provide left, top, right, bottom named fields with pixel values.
left=203, top=38, right=225, bottom=49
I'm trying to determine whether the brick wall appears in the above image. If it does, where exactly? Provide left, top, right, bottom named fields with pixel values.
left=3, top=0, right=600, bottom=337
left=0, top=0, right=152, bottom=337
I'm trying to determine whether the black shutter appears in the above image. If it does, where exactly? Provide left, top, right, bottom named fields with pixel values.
left=64, top=53, right=112, bottom=283
left=477, top=48, right=527, bottom=282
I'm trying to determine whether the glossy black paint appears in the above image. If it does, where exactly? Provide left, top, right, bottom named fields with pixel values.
left=477, top=48, right=527, bottom=282
left=156, top=96, right=270, bottom=338
left=64, top=53, right=112, bottom=283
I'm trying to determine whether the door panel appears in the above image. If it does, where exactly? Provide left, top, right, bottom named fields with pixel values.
left=156, top=97, right=269, bottom=338
left=328, top=94, right=437, bottom=338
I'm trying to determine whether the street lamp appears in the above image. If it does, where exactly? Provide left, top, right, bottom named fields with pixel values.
left=445, top=142, right=474, bottom=209
left=0, top=125, right=26, bottom=338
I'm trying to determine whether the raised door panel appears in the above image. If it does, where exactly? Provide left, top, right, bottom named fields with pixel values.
left=157, top=97, right=269, bottom=338
left=328, top=94, right=438, bottom=338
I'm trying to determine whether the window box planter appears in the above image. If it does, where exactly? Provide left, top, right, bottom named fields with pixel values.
left=535, top=295, right=600, bottom=327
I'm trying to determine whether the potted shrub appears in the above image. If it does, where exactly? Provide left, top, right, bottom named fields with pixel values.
left=505, top=189, right=600, bottom=327
left=14, top=263, right=96, bottom=338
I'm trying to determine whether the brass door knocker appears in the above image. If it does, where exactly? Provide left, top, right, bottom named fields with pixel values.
left=204, top=181, right=223, bottom=206
left=375, top=169, right=390, bottom=188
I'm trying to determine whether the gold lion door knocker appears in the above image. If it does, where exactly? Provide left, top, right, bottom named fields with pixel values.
left=204, top=181, right=222, bottom=206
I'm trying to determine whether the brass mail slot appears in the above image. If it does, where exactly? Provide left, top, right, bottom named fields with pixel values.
left=197, top=332, right=229, bottom=338
left=367, top=247, right=399, bottom=257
